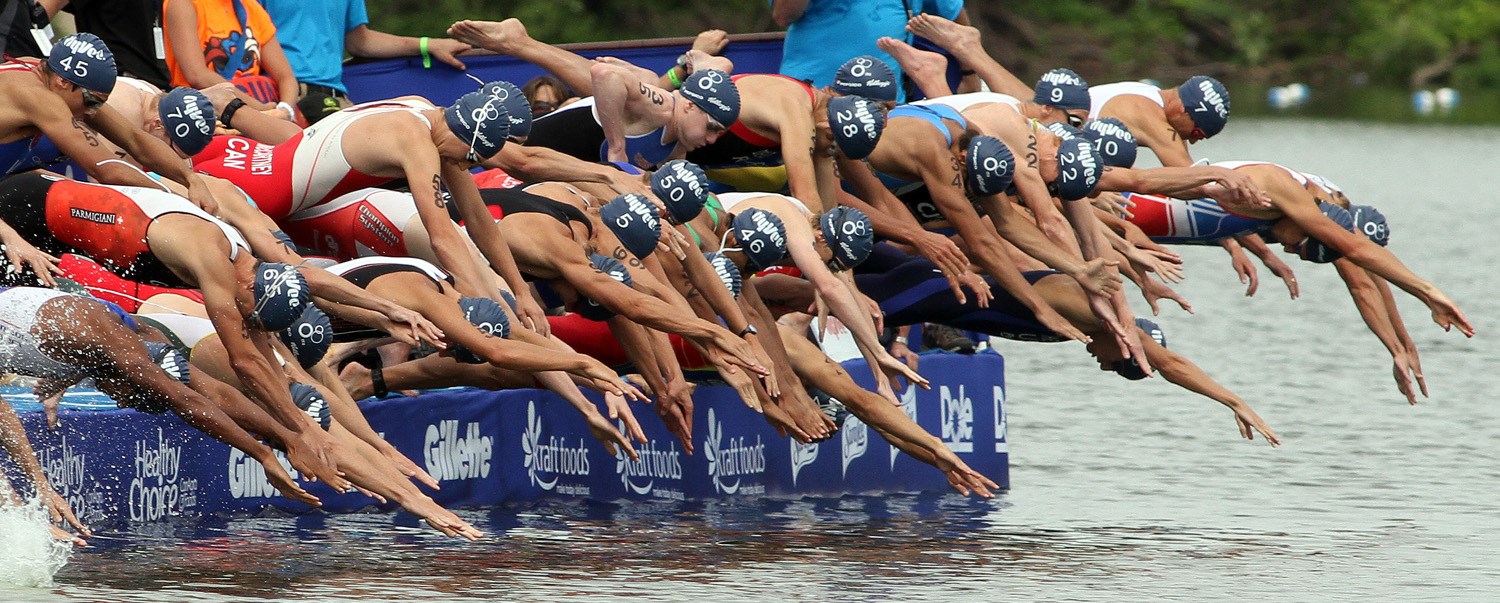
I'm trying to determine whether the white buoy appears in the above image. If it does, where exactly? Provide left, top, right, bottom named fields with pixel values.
left=1412, top=90, right=1436, bottom=116
left=1435, top=87, right=1460, bottom=112
left=1267, top=86, right=1292, bottom=111
left=1285, top=82, right=1310, bottom=106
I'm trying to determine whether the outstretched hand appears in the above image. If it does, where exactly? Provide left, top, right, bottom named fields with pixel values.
left=1229, top=402, right=1280, bottom=446
left=1426, top=290, right=1474, bottom=337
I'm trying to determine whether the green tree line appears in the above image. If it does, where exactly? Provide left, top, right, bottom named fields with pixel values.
left=367, top=0, right=1500, bottom=90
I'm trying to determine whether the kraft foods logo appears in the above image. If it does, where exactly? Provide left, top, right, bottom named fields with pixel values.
left=228, top=448, right=299, bottom=500
left=132, top=427, right=196, bottom=521
left=841, top=415, right=868, bottom=478
left=890, top=384, right=919, bottom=468
left=941, top=385, right=975, bottom=453
left=789, top=439, right=819, bottom=486
left=615, top=422, right=684, bottom=500
left=521, top=401, right=591, bottom=492
left=703, top=408, right=766, bottom=495
left=425, top=419, right=493, bottom=482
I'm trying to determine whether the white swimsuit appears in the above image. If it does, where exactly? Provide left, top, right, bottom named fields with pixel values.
left=288, top=99, right=436, bottom=214
left=1089, top=82, right=1165, bottom=117
left=717, top=192, right=811, bottom=217
left=0, top=288, right=88, bottom=380
left=913, top=92, right=1023, bottom=113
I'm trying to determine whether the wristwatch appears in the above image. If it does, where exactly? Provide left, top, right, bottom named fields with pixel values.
left=737, top=324, right=758, bottom=337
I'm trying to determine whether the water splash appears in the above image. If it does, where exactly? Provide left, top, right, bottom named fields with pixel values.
left=0, top=496, right=73, bottom=588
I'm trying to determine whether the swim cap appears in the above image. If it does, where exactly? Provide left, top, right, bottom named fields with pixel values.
left=1350, top=204, right=1390, bottom=247
left=159, top=87, right=216, bottom=156
left=1082, top=118, right=1138, bottom=168
left=1045, top=122, right=1082, bottom=140
left=1052, top=138, right=1103, bottom=201
left=828, top=95, right=885, bottom=160
left=444, top=89, right=511, bottom=159
left=281, top=306, right=332, bottom=369
left=497, top=288, right=518, bottom=312
left=481, top=80, right=533, bottom=138
left=601, top=193, right=662, bottom=260
left=678, top=69, right=740, bottom=127
left=451, top=296, right=511, bottom=364
left=651, top=159, right=711, bottom=223
left=252, top=263, right=311, bottom=331
left=1033, top=68, right=1090, bottom=111
left=965, top=135, right=1016, bottom=196
left=576, top=253, right=633, bottom=321
left=144, top=341, right=192, bottom=386
left=48, top=33, right=116, bottom=94
left=125, top=341, right=190, bottom=414
left=1300, top=201, right=1355, bottom=264
left=705, top=252, right=742, bottom=298
left=820, top=206, right=874, bottom=270
left=1177, top=76, right=1231, bottom=138
left=289, top=383, right=332, bottom=430
left=728, top=208, right=788, bottom=270
left=831, top=55, right=898, bottom=102
left=1110, top=318, right=1167, bottom=380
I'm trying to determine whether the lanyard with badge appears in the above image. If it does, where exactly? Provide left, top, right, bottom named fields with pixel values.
left=25, top=0, right=53, bottom=54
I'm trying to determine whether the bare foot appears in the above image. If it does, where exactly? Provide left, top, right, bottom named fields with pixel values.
left=339, top=361, right=374, bottom=400
left=692, top=29, right=728, bottom=55
left=877, top=36, right=951, bottom=97
left=906, top=14, right=982, bottom=53
left=447, top=18, right=532, bottom=55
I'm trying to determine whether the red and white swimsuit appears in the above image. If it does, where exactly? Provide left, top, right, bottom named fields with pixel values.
left=193, top=99, right=438, bottom=220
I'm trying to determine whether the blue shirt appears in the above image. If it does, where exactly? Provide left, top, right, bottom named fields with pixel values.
left=776, top=0, right=963, bottom=103
left=261, top=0, right=368, bottom=92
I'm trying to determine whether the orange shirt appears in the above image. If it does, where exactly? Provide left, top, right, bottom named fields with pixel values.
left=162, top=0, right=278, bottom=88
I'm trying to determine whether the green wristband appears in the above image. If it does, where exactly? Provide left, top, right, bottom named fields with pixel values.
left=419, top=36, right=432, bottom=69
left=666, top=66, right=682, bottom=88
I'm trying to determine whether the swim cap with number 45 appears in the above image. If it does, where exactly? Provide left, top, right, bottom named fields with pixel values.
left=48, top=33, right=116, bottom=94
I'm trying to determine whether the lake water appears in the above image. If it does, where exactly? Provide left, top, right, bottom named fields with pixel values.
left=4, top=118, right=1499, bottom=601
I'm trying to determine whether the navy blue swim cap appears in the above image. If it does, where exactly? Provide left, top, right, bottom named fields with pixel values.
left=705, top=252, right=743, bottom=298
left=281, top=306, right=332, bottom=369
left=576, top=253, right=633, bottom=321
left=678, top=69, right=740, bottom=127
left=828, top=95, right=885, bottom=160
left=1350, top=204, right=1390, bottom=247
left=451, top=296, right=511, bottom=364
left=1110, top=318, right=1167, bottom=380
left=1082, top=118, right=1138, bottom=168
left=1033, top=68, right=1090, bottom=111
left=124, top=341, right=190, bottom=413
left=965, top=135, right=1016, bottom=196
left=1178, top=76, right=1231, bottom=138
left=445, top=89, right=511, bottom=159
left=820, top=206, right=874, bottom=270
left=651, top=159, right=711, bottom=223
left=289, top=383, right=332, bottom=430
left=729, top=208, right=789, bottom=271
left=601, top=193, right=662, bottom=260
left=252, top=263, right=311, bottom=331
left=831, top=55, right=898, bottom=102
left=481, top=80, right=532, bottom=138
left=496, top=288, right=518, bottom=312
left=49, top=33, right=116, bottom=94
left=1300, top=201, right=1355, bottom=263
left=159, top=87, right=216, bottom=156
left=1052, top=137, right=1103, bottom=201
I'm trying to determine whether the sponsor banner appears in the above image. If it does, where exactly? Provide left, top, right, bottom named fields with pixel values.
left=5, top=354, right=1006, bottom=527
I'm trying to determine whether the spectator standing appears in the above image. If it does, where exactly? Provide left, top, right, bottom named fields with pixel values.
left=259, top=0, right=469, bottom=108
left=60, top=0, right=172, bottom=88
left=772, top=0, right=966, bottom=102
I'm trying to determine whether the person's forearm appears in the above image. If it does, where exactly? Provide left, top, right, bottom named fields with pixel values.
left=346, top=27, right=420, bottom=58
left=1062, top=199, right=1112, bottom=262
left=1015, top=176, right=1083, bottom=257
left=303, top=267, right=423, bottom=322
left=1373, top=275, right=1419, bottom=354
left=771, top=0, right=810, bottom=26
left=221, top=335, right=306, bottom=434
left=0, top=399, right=52, bottom=494
left=740, top=285, right=798, bottom=382
left=989, top=199, right=1088, bottom=276
left=306, top=363, right=391, bottom=452
left=590, top=67, right=633, bottom=161
left=491, top=145, right=626, bottom=185
left=679, top=249, right=753, bottom=333
left=1335, top=260, right=1404, bottom=357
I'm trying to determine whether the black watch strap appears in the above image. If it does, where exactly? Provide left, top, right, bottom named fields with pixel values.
left=737, top=324, right=758, bottom=337
left=220, top=98, right=247, bottom=128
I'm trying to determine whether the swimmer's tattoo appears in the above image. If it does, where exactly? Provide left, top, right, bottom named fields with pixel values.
left=73, top=119, right=100, bottom=146
left=1025, top=134, right=1038, bottom=169
left=639, top=83, right=666, bottom=106
left=949, top=155, right=962, bottom=186
left=1167, top=127, right=1180, bottom=142
left=612, top=246, right=643, bottom=268
left=431, top=175, right=444, bottom=208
